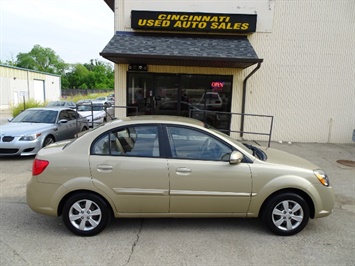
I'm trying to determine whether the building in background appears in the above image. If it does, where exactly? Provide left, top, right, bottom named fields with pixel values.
left=100, top=0, right=354, bottom=143
left=0, top=64, right=61, bottom=109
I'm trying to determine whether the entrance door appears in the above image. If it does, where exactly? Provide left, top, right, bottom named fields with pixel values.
left=127, top=73, right=232, bottom=131
left=34, top=79, right=45, bottom=102
left=151, top=74, right=179, bottom=116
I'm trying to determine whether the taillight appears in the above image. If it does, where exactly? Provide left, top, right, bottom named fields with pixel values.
left=32, top=159, right=49, bottom=176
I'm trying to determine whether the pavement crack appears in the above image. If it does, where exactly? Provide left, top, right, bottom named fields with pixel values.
left=124, top=219, right=144, bottom=266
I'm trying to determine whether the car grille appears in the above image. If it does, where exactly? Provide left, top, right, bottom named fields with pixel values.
left=0, top=148, right=19, bottom=154
left=1, top=136, right=14, bottom=142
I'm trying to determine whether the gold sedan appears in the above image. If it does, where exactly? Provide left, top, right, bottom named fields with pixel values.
left=27, top=116, right=334, bottom=236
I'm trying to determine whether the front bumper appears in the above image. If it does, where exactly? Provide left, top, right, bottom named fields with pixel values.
left=0, top=137, right=42, bottom=156
left=313, top=184, right=335, bottom=218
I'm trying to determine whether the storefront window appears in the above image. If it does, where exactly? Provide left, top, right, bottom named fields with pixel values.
left=127, top=73, right=232, bottom=132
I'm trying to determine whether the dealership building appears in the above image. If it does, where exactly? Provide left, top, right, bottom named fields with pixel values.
left=100, top=0, right=354, bottom=143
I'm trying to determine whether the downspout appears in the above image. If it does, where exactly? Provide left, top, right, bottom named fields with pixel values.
left=240, top=62, right=262, bottom=138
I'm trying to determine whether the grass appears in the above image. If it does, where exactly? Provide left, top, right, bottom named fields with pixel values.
left=10, top=92, right=111, bottom=117
left=62, top=92, right=109, bottom=103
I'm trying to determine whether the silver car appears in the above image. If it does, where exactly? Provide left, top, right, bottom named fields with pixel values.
left=0, top=107, right=88, bottom=156
left=77, top=101, right=115, bottom=127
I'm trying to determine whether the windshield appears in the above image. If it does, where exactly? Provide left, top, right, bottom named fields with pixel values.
left=242, top=143, right=267, bottom=161
left=11, top=109, right=58, bottom=124
left=77, top=104, right=104, bottom=112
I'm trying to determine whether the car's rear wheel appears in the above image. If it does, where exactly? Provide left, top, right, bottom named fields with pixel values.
left=43, top=136, right=55, bottom=147
left=262, top=192, right=310, bottom=236
left=62, top=193, right=111, bottom=236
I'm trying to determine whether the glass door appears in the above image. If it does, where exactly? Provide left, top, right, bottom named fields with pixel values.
left=127, top=73, right=232, bottom=132
left=152, top=74, right=179, bottom=116
left=127, top=73, right=153, bottom=116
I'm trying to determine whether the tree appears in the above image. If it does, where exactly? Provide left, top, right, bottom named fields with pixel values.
left=62, top=60, right=114, bottom=89
left=16, top=45, right=67, bottom=74
left=0, top=54, right=17, bottom=66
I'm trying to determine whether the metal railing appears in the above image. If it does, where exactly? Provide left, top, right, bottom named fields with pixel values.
left=190, top=110, right=274, bottom=147
left=74, top=104, right=274, bottom=147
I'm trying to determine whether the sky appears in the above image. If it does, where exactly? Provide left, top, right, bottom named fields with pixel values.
left=0, top=0, right=114, bottom=64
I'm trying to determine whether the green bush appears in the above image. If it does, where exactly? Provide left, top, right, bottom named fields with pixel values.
left=11, top=99, right=45, bottom=117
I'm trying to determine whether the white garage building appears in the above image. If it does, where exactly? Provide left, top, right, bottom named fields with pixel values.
left=0, top=64, right=61, bottom=109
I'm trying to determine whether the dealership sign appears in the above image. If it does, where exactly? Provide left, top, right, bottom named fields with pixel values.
left=131, top=11, right=257, bottom=33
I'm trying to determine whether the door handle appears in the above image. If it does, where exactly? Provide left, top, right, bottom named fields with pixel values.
left=97, top=164, right=113, bottom=172
left=176, top=167, right=192, bottom=175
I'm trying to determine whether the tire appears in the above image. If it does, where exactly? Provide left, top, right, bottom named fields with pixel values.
left=62, top=193, right=111, bottom=236
left=43, top=136, right=55, bottom=147
left=262, top=192, right=310, bottom=236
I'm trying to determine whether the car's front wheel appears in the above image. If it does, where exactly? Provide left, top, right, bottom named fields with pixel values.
left=43, top=136, right=55, bottom=147
left=262, top=192, right=310, bottom=236
left=62, top=193, right=111, bottom=236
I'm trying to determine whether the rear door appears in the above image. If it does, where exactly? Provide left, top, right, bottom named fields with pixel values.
left=90, top=124, right=170, bottom=213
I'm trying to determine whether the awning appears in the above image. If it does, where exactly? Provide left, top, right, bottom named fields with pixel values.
left=100, top=32, right=263, bottom=69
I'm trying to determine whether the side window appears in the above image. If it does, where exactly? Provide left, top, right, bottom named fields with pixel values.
left=92, top=133, right=110, bottom=155
left=91, top=125, right=160, bottom=157
left=67, top=110, right=77, bottom=120
left=166, top=126, right=232, bottom=161
left=59, top=111, right=70, bottom=120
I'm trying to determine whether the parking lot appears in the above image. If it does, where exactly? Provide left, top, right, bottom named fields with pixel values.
left=0, top=108, right=354, bottom=265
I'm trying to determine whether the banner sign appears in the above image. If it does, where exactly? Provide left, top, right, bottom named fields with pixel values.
left=131, top=11, right=257, bottom=33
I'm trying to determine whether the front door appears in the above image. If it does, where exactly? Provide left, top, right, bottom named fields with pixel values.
left=165, top=125, right=252, bottom=214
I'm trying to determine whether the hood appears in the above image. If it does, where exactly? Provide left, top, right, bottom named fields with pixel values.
left=0, top=122, right=53, bottom=136
left=262, top=147, right=319, bottom=170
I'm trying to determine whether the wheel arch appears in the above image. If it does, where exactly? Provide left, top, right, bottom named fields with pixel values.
left=57, top=189, right=114, bottom=217
left=259, top=188, right=315, bottom=219
left=42, top=134, right=56, bottom=146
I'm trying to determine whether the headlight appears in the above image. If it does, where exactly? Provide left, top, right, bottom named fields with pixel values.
left=314, top=169, right=330, bottom=187
left=19, top=133, right=41, bottom=141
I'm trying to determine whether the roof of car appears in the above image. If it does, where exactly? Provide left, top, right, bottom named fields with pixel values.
left=28, top=107, right=74, bottom=111
left=119, top=115, right=205, bottom=126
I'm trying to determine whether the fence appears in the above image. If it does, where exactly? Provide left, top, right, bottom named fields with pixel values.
left=190, top=110, right=274, bottom=147
left=62, top=89, right=113, bottom=97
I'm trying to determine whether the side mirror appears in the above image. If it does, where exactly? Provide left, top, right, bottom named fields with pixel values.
left=7, top=117, right=13, bottom=122
left=229, top=151, right=244, bottom=165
